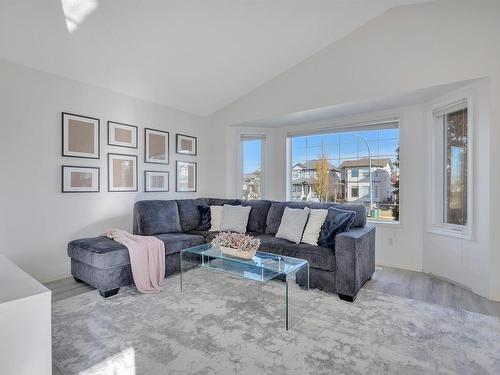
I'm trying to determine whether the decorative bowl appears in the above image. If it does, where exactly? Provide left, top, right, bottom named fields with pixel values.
left=219, top=245, right=257, bottom=259
left=211, top=232, right=260, bottom=260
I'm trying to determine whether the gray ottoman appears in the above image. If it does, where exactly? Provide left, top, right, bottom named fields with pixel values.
left=68, top=233, right=205, bottom=297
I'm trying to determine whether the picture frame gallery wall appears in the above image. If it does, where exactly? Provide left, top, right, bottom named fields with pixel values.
left=60, top=112, right=198, bottom=194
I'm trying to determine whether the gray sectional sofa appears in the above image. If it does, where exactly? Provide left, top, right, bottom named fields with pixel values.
left=68, top=198, right=375, bottom=301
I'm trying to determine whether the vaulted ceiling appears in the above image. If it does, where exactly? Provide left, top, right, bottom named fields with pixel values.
left=0, top=0, right=430, bottom=116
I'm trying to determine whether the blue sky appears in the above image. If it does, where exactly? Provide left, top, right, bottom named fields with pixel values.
left=243, top=139, right=262, bottom=173
left=243, top=128, right=400, bottom=173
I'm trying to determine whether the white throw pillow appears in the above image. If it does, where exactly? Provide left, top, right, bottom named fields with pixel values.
left=209, top=206, right=223, bottom=232
left=301, top=209, right=328, bottom=246
left=220, top=204, right=251, bottom=233
left=275, top=207, right=310, bottom=244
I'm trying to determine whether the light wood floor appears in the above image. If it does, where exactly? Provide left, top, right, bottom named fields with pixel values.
left=47, top=266, right=500, bottom=375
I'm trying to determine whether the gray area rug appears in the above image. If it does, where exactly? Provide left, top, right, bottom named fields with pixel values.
left=52, top=269, right=500, bottom=374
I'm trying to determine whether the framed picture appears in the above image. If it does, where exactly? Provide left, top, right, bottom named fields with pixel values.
left=176, top=161, right=197, bottom=192
left=62, top=166, right=100, bottom=193
left=176, top=134, right=197, bottom=155
left=108, top=153, right=138, bottom=192
left=145, top=128, right=169, bottom=164
left=62, top=112, right=100, bottom=159
left=145, top=171, right=169, bottom=192
left=108, top=121, right=138, bottom=149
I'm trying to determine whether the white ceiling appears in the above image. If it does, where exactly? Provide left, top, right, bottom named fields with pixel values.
left=0, top=0, right=430, bottom=117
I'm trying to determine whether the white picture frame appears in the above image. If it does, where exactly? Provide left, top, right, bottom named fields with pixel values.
left=108, top=153, right=138, bottom=192
left=108, top=121, right=138, bottom=149
left=145, top=128, right=169, bottom=164
left=145, top=171, right=169, bottom=192
left=62, top=112, right=100, bottom=159
left=176, top=133, right=197, bottom=155
left=62, top=166, right=100, bottom=193
left=176, top=161, right=197, bottom=192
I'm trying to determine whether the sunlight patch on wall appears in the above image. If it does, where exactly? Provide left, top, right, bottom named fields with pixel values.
left=61, top=0, right=98, bottom=33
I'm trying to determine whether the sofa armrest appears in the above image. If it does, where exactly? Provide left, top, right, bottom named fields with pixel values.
left=334, top=225, right=376, bottom=300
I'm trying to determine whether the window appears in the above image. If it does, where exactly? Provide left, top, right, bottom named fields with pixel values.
left=288, top=121, right=400, bottom=222
left=242, top=137, right=264, bottom=200
left=429, top=98, right=472, bottom=238
left=444, top=109, right=467, bottom=225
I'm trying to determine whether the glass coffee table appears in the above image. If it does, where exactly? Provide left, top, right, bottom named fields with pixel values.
left=180, top=243, right=309, bottom=330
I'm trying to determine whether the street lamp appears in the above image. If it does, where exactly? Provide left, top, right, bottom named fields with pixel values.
left=351, top=134, right=373, bottom=215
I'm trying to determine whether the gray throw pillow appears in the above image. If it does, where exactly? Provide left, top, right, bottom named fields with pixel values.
left=220, top=204, right=251, bottom=233
left=275, top=207, right=310, bottom=244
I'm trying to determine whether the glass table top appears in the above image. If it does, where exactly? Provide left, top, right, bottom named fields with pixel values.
left=181, top=243, right=308, bottom=282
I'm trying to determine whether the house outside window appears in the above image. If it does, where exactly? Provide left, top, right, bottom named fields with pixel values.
left=242, top=136, right=265, bottom=200
left=289, top=121, right=400, bottom=222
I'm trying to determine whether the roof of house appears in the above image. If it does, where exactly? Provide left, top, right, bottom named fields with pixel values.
left=291, top=177, right=317, bottom=185
left=293, top=160, right=340, bottom=172
left=340, top=158, right=392, bottom=169
left=243, top=167, right=262, bottom=180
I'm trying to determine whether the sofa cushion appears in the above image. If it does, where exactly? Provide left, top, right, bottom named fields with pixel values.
left=208, top=198, right=240, bottom=207
left=134, top=200, right=182, bottom=235
left=197, top=205, right=211, bottom=230
left=68, top=233, right=204, bottom=269
left=209, top=206, right=223, bottom=231
left=283, top=243, right=336, bottom=272
left=265, top=202, right=306, bottom=235
left=302, top=209, right=329, bottom=246
left=252, top=234, right=293, bottom=255
left=318, top=208, right=356, bottom=249
left=176, top=198, right=209, bottom=231
left=239, top=199, right=271, bottom=233
left=187, top=230, right=219, bottom=243
left=220, top=204, right=251, bottom=233
left=266, top=201, right=366, bottom=234
left=276, top=207, right=310, bottom=244
left=154, top=233, right=205, bottom=255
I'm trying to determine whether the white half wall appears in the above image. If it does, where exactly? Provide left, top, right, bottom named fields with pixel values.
left=0, top=60, right=211, bottom=282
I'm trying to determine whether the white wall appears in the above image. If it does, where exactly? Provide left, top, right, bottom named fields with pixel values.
left=227, top=106, right=425, bottom=273
left=423, top=80, right=491, bottom=298
left=0, top=60, right=211, bottom=282
left=210, top=0, right=500, bottom=300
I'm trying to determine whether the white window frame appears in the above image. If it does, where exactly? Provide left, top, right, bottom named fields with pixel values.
left=427, top=93, right=474, bottom=240
left=239, top=135, right=266, bottom=200
left=285, top=117, right=401, bottom=224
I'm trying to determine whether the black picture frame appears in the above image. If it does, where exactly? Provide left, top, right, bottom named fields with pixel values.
left=176, top=133, right=197, bottom=156
left=176, top=161, right=197, bottom=192
left=144, top=128, right=169, bottom=165
left=61, top=165, right=100, bottom=193
left=62, top=112, right=100, bottom=159
left=107, top=121, right=138, bottom=149
left=144, top=170, right=170, bottom=192
left=107, top=153, right=139, bottom=192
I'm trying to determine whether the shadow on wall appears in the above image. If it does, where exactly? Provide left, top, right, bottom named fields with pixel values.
left=71, top=213, right=131, bottom=239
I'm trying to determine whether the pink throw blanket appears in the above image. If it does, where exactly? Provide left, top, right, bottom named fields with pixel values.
left=106, top=229, right=165, bottom=293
